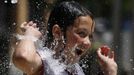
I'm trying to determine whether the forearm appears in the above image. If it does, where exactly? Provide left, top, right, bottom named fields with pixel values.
left=12, top=21, right=43, bottom=74
left=97, top=48, right=118, bottom=75
left=104, top=69, right=117, bottom=75
left=14, top=39, right=36, bottom=59
left=13, top=39, right=42, bottom=74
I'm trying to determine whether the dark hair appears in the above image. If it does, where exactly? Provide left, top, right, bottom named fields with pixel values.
left=46, top=1, right=94, bottom=44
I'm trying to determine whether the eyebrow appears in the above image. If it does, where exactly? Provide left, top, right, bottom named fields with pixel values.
left=77, top=28, right=91, bottom=34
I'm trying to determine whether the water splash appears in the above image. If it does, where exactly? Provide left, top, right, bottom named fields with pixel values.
left=39, top=48, right=67, bottom=75
left=0, top=54, right=10, bottom=75
left=14, top=33, right=68, bottom=74
left=14, top=31, right=86, bottom=75
left=15, top=34, right=38, bottom=42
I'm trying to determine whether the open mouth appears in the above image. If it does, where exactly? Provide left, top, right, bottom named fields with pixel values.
left=75, top=47, right=83, bottom=56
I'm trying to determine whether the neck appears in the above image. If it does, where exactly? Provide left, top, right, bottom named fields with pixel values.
left=49, top=41, right=80, bottom=65
left=53, top=46, right=80, bottom=65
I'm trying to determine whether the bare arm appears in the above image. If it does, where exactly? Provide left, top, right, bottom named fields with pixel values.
left=12, top=21, right=43, bottom=74
left=97, top=48, right=118, bottom=75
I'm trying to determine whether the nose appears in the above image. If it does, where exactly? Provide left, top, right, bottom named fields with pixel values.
left=82, top=37, right=91, bottom=49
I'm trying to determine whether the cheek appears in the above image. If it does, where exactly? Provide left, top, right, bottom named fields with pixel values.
left=74, top=35, right=83, bottom=44
left=66, top=33, right=78, bottom=47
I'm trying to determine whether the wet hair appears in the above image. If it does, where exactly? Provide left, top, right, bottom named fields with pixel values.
left=46, top=1, right=94, bottom=45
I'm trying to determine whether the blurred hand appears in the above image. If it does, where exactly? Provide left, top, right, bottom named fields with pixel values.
left=97, top=48, right=117, bottom=75
left=20, top=21, right=42, bottom=39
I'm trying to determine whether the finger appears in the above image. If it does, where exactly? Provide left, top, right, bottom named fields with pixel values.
left=97, top=48, right=107, bottom=65
left=97, top=48, right=108, bottom=62
left=20, top=22, right=27, bottom=28
left=34, top=27, right=39, bottom=31
left=97, top=48, right=105, bottom=58
left=36, top=27, right=39, bottom=30
left=109, top=51, right=115, bottom=60
left=28, top=21, right=33, bottom=26
left=32, top=23, right=37, bottom=28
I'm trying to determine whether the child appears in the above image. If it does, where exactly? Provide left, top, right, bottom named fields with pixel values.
left=13, top=1, right=117, bottom=75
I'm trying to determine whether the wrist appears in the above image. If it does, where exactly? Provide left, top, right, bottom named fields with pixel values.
left=104, top=69, right=117, bottom=75
left=16, top=34, right=38, bottom=42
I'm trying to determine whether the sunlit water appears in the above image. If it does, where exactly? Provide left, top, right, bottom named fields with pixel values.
left=15, top=34, right=78, bottom=75
left=11, top=0, right=17, bottom=4
left=2, top=26, right=134, bottom=75
left=4, top=0, right=18, bottom=4
left=37, top=47, right=67, bottom=75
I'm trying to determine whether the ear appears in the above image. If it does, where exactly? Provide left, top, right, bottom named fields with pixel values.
left=52, top=24, right=62, bottom=39
left=91, top=21, right=95, bottom=32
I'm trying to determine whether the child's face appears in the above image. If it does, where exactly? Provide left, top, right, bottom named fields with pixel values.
left=65, top=16, right=94, bottom=58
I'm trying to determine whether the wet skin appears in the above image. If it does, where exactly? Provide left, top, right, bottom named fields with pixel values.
left=62, top=16, right=94, bottom=64
left=13, top=17, right=117, bottom=75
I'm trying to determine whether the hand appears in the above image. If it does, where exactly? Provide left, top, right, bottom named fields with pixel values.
left=20, top=21, right=42, bottom=39
left=100, top=45, right=110, bottom=56
left=97, top=47, right=117, bottom=75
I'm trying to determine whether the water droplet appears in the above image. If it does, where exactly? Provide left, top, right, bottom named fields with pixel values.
left=13, top=22, right=16, bottom=25
left=132, top=68, right=134, bottom=70
left=130, top=59, right=133, bottom=62
left=4, top=0, right=8, bottom=3
left=11, top=0, right=18, bottom=4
